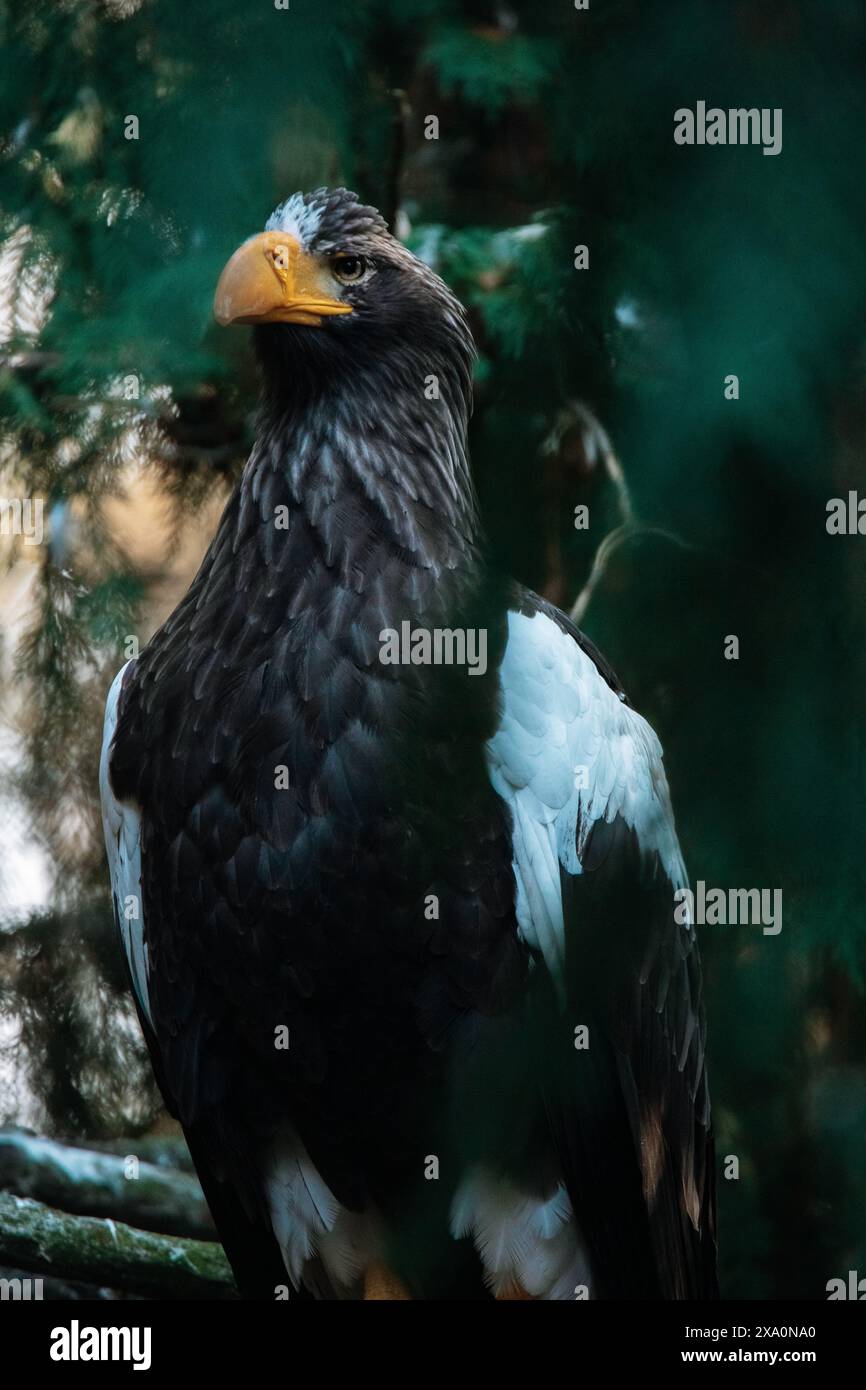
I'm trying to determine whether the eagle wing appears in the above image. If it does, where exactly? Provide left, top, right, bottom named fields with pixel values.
left=486, top=591, right=717, bottom=1298
left=100, top=658, right=312, bottom=1300
left=99, top=660, right=152, bottom=1030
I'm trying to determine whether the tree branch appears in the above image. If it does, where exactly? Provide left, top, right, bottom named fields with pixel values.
left=0, top=1192, right=235, bottom=1300
left=0, top=1129, right=214, bottom=1240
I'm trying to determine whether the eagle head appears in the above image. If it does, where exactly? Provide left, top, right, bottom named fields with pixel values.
left=213, top=187, right=474, bottom=401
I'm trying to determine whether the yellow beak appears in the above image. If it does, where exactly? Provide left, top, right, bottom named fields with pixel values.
left=213, top=231, right=353, bottom=327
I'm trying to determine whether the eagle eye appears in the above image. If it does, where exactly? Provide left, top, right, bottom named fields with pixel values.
left=331, top=254, right=368, bottom=284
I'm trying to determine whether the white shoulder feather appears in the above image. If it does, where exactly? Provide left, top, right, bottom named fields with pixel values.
left=486, top=608, right=689, bottom=980
left=99, top=662, right=152, bottom=1028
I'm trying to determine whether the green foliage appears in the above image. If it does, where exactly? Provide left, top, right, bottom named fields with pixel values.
left=424, top=26, right=557, bottom=113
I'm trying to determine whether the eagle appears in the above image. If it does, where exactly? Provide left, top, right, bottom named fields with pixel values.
left=100, top=187, right=716, bottom=1301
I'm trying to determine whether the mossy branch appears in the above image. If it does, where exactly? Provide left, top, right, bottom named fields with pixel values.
left=0, top=1191, right=235, bottom=1300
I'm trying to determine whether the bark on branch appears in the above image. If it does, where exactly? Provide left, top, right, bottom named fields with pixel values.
left=0, top=1191, right=236, bottom=1300
left=0, top=1130, right=214, bottom=1239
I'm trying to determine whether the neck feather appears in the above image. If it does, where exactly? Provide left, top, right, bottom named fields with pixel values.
left=248, top=337, right=481, bottom=572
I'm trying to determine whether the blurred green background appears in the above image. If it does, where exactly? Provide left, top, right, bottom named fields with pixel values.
left=1, top=0, right=865, bottom=1299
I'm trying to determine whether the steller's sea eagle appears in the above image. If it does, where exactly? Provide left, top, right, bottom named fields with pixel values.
left=100, top=187, right=716, bottom=1300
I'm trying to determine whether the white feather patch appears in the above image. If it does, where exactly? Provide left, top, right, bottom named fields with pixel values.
left=450, top=1168, right=592, bottom=1300
left=265, top=193, right=325, bottom=246
left=264, top=1132, right=381, bottom=1294
left=99, top=662, right=153, bottom=1028
left=486, top=609, right=690, bottom=986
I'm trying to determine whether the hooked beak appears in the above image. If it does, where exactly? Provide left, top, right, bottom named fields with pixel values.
left=213, top=231, right=353, bottom=328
